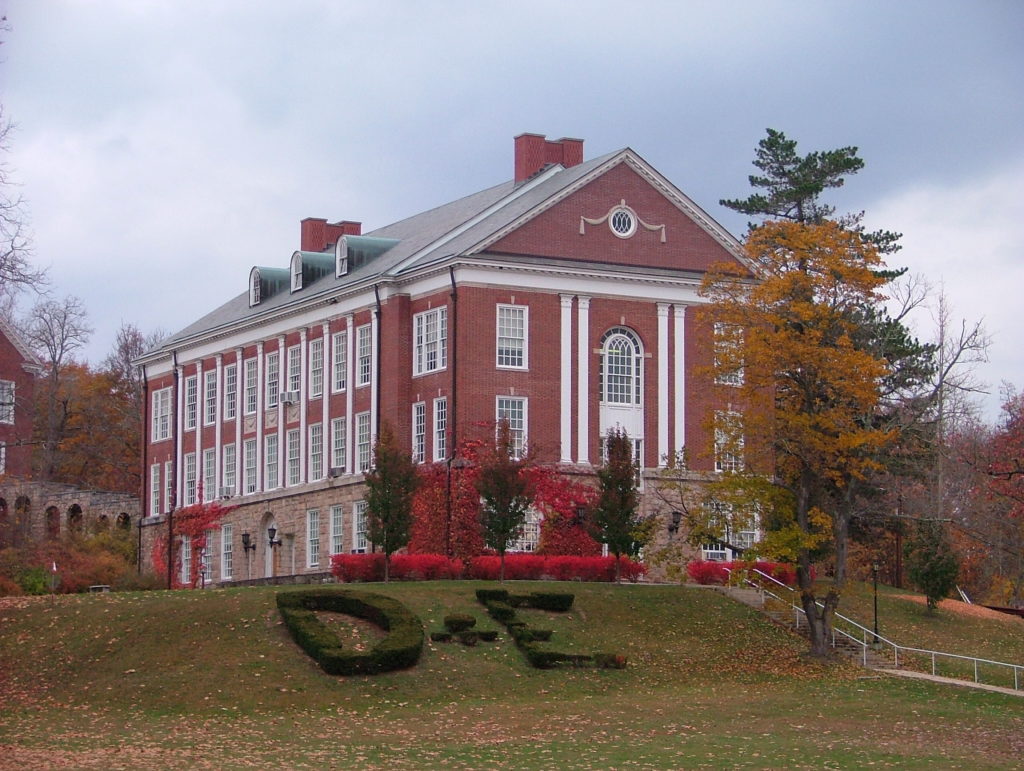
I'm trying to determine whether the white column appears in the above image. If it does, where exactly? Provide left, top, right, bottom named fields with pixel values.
left=370, top=310, right=379, bottom=447
left=234, top=347, right=243, bottom=494
left=321, top=322, right=330, bottom=471
left=194, top=361, right=203, bottom=488
left=214, top=354, right=222, bottom=497
left=673, top=304, right=687, bottom=459
left=559, top=294, right=574, bottom=464
left=255, top=341, right=264, bottom=492
left=657, top=303, right=670, bottom=467
left=576, top=296, right=591, bottom=465
left=299, top=328, right=308, bottom=483
left=345, top=315, right=355, bottom=475
left=175, top=364, right=184, bottom=508
left=276, top=335, right=285, bottom=485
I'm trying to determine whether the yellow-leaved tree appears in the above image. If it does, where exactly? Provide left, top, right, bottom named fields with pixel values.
left=699, top=219, right=896, bottom=656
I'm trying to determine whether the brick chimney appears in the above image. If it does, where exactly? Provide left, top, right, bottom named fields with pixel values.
left=514, top=133, right=584, bottom=183
left=300, top=218, right=362, bottom=252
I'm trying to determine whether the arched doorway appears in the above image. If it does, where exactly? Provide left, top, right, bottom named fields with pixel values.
left=45, top=506, right=60, bottom=539
left=67, top=504, right=84, bottom=534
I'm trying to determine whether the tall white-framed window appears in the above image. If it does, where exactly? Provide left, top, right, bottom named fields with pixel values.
left=180, top=536, right=192, bottom=584
left=509, top=508, right=542, bottom=553
left=163, top=460, right=172, bottom=512
left=184, top=375, right=198, bottom=430
left=291, top=251, right=303, bottom=291
left=330, top=504, right=344, bottom=555
left=184, top=452, right=197, bottom=505
left=714, top=410, right=744, bottom=473
left=307, top=509, right=321, bottom=568
left=0, top=380, right=14, bottom=424
left=356, top=325, right=372, bottom=387
left=434, top=397, right=447, bottom=461
left=222, top=443, right=236, bottom=496
left=150, top=463, right=161, bottom=516
left=243, top=438, right=257, bottom=494
left=221, top=523, right=234, bottom=580
left=152, top=387, right=172, bottom=441
left=412, top=402, right=426, bottom=463
left=353, top=500, right=368, bottom=553
left=496, top=397, right=527, bottom=459
left=287, top=429, right=301, bottom=485
left=496, top=304, right=527, bottom=369
left=331, top=417, right=347, bottom=470
left=203, top=370, right=217, bottom=425
left=223, top=364, right=237, bottom=420
left=265, top=350, right=280, bottom=408
left=701, top=501, right=758, bottom=561
left=309, top=338, right=324, bottom=398
left=287, top=345, right=301, bottom=393
left=264, top=434, right=279, bottom=490
left=308, top=423, right=324, bottom=481
left=714, top=322, right=744, bottom=387
left=200, top=529, right=214, bottom=582
left=599, top=327, right=643, bottom=405
left=202, top=448, right=216, bottom=502
left=356, top=412, right=371, bottom=472
left=244, top=359, right=258, bottom=415
left=413, top=307, right=447, bottom=375
left=332, top=331, right=347, bottom=392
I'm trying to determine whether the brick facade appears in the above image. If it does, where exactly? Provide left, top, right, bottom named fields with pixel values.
left=138, top=134, right=748, bottom=584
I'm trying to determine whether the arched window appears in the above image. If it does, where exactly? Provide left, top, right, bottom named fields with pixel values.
left=116, top=512, right=131, bottom=530
left=249, top=267, right=262, bottom=306
left=45, top=506, right=60, bottom=539
left=290, top=251, right=303, bottom=291
left=599, top=327, right=643, bottom=405
left=67, top=504, right=83, bottom=533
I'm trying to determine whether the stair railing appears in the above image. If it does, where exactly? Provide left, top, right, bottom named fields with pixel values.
left=727, top=567, right=1022, bottom=690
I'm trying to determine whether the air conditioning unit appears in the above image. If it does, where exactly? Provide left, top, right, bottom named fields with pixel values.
left=219, top=486, right=235, bottom=498
left=328, top=467, right=345, bottom=478
left=280, top=391, right=300, bottom=405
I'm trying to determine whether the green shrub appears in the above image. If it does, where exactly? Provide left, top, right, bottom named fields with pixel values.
left=277, top=590, right=424, bottom=676
left=527, top=592, right=575, bottom=612
left=475, top=588, right=509, bottom=604
left=456, top=631, right=479, bottom=646
left=478, top=630, right=499, bottom=642
left=485, top=600, right=517, bottom=624
left=430, top=631, right=453, bottom=643
left=443, top=613, right=476, bottom=632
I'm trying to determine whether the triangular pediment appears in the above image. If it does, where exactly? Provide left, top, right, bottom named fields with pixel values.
left=477, top=152, right=749, bottom=275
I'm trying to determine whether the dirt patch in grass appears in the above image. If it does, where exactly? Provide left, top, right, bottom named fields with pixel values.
left=314, top=610, right=387, bottom=652
left=893, top=595, right=1022, bottom=622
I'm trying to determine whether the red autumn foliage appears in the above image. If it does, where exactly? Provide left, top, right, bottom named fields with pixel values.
left=530, top=467, right=601, bottom=556
left=150, top=500, right=236, bottom=589
left=330, top=553, right=465, bottom=582
left=408, top=441, right=486, bottom=559
left=329, top=552, right=646, bottom=583
left=686, top=559, right=802, bottom=586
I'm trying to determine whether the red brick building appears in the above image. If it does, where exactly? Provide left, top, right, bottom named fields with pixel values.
left=138, top=134, right=750, bottom=583
left=0, top=317, right=41, bottom=479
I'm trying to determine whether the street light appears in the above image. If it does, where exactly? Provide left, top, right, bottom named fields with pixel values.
left=872, top=563, right=880, bottom=645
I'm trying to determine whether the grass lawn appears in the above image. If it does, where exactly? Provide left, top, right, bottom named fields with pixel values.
left=1, top=581, right=1022, bottom=769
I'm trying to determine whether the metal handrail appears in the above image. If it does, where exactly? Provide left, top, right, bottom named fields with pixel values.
left=731, top=567, right=1022, bottom=691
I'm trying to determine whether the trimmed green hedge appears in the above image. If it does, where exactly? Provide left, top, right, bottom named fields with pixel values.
left=276, top=589, right=424, bottom=676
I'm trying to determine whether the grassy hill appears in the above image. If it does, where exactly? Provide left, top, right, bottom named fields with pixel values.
left=1, top=581, right=1021, bottom=769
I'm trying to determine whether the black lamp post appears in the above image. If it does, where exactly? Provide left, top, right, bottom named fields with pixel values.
left=871, top=562, right=880, bottom=645
left=268, top=526, right=282, bottom=548
left=241, top=532, right=257, bottom=580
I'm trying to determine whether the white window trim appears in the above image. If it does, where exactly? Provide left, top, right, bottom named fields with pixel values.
left=332, top=331, right=348, bottom=392
left=223, top=364, right=238, bottom=421
left=221, top=524, right=234, bottom=580
left=496, top=395, right=527, bottom=459
left=433, top=397, right=447, bottom=462
left=330, top=504, right=344, bottom=555
left=265, top=433, right=279, bottom=490
left=151, top=387, right=172, bottom=442
left=412, top=402, right=426, bottom=464
left=356, top=324, right=372, bottom=387
left=413, top=307, right=448, bottom=376
left=266, top=350, right=280, bottom=409
left=184, top=375, right=198, bottom=431
left=203, top=370, right=218, bottom=426
left=307, top=509, right=321, bottom=568
left=496, top=304, right=528, bottom=370
left=309, top=338, right=324, bottom=399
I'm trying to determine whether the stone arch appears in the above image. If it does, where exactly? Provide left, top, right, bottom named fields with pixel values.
left=46, top=506, right=61, bottom=539
left=116, top=512, right=131, bottom=530
left=67, top=504, right=84, bottom=533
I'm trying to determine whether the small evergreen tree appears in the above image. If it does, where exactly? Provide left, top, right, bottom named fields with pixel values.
left=365, top=422, right=421, bottom=583
left=590, top=429, right=643, bottom=583
left=476, top=420, right=534, bottom=582
left=905, top=519, right=959, bottom=614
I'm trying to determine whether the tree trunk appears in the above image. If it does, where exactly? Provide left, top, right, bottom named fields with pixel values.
left=384, top=552, right=391, bottom=583
left=614, top=552, right=622, bottom=584
left=499, top=551, right=505, bottom=583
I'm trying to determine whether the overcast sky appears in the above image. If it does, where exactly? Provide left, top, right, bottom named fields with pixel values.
left=3, top=0, right=1022, bottom=421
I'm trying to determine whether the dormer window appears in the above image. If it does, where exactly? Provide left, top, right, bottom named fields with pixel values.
left=336, top=237, right=349, bottom=277
left=249, top=267, right=262, bottom=307
left=290, top=251, right=303, bottom=292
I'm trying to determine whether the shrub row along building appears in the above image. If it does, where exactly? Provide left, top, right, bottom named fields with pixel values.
left=137, top=133, right=752, bottom=583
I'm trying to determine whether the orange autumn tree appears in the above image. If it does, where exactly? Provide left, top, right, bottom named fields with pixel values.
left=700, top=219, right=895, bottom=657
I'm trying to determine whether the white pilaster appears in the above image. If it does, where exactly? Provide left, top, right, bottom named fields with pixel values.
left=559, top=294, right=574, bottom=464
left=673, top=304, right=687, bottom=459
left=321, top=322, right=330, bottom=472
left=255, top=341, right=264, bottom=492
left=345, top=316, right=354, bottom=475
left=657, top=303, right=670, bottom=467
left=576, top=296, right=591, bottom=465
left=299, top=328, right=308, bottom=483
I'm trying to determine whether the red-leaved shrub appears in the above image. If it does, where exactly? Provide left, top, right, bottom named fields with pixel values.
left=685, top=559, right=804, bottom=586
left=389, top=554, right=464, bottom=581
